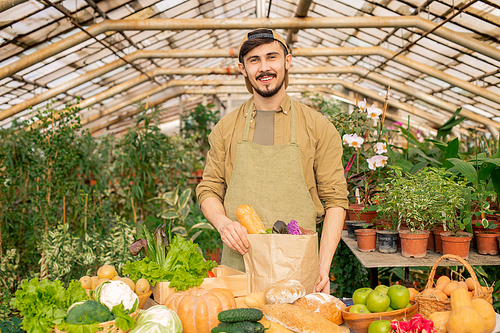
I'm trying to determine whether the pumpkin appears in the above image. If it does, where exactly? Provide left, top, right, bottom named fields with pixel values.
left=446, top=306, right=485, bottom=333
left=164, top=287, right=237, bottom=333
left=471, top=298, right=496, bottom=333
left=429, top=311, right=451, bottom=333
left=450, top=286, right=472, bottom=310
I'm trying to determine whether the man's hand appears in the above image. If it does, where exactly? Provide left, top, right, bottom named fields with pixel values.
left=218, top=221, right=249, bottom=255
left=315, top=265, right=331, bottom=293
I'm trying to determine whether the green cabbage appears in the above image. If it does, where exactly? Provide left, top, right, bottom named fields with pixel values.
left=129, top=305, right=182, bottom=333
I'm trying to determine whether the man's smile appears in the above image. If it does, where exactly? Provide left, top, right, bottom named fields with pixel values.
left=257, top=73, right=276, bottom=84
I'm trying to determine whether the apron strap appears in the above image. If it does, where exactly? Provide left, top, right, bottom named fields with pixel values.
left=243, top=101, right=254, bottom=141
left=243, top=98, right=297, bottom=143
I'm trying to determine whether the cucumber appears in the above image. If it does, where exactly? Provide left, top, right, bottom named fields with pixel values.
left=211, top=326, right=245, bottom=333
left=218, top=308, right=263, bottom=323
left=217, top=321, right=265, bottom=333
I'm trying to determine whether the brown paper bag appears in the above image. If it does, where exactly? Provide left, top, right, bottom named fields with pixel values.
left=243, top=233, right=320, bottom=294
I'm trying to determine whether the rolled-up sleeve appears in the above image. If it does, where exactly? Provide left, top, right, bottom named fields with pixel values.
left=196, top=122, right=227, bottom=205
left=314, top=119, right=349, bottom=210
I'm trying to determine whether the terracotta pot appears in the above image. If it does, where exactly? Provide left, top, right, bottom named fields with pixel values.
left=472, top=222, right=500, bottom=249
left=427, top=230, right=435, bottom=251
left=441, top=231, right=472, bottom=260
left=352, top=222, right=373, bottom=241
left=205, top=248, right=221, bottom=264
left=399, top=230, right=429, bottom=258
left=433, top=228, right=447, bottom=254
left=347, top=204, right=377, bottom=225
left=355, top=229, right=377, bottom=252
left=475, top=231, right=499, bottom=255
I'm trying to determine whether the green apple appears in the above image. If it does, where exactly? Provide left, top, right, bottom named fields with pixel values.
left=387, top=285, right=410, bottom=309
left=352, top=287, right=373, bottom=305
left=368, top=320, right=392, bottom=333
left=374, top=285, right=390, bottom=295
left=385, top=306, right=394, bottom=312
left=349, top=304, right=371, bottom=314
left=366, top=290, right=391, bottom=313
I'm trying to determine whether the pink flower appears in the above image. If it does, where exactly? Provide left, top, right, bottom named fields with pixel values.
left=367, top=104, right=382, bottom=120
left=367, top=155, right=388, bottom=170
left=358, top=98, right=367, bottom=112
left=342, top=133, right=364, bottom=148
left=376, top=142, right=387, bottom=155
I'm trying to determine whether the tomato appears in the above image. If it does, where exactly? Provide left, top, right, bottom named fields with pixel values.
left=366, top=290, right=391, bottom=313
left=387, top=285, right=410, bottom=309
left=208, top=271, right=215, bottom=278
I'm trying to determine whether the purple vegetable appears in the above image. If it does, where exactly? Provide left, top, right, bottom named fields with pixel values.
left=287, top=220, right=302, bottom=235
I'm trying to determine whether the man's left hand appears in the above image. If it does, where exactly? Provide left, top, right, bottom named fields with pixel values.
left=315, top=265, right=330, bottom=293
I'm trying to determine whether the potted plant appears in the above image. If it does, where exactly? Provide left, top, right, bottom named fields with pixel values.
left=376, top=167, right=456, bottom=257
left=433, top=174, right=472, bottom=259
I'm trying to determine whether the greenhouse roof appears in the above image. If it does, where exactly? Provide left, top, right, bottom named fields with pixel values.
left=0, top=0, right=500, bottom=137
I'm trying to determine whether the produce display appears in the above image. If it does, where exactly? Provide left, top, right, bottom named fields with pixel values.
left=10, top=270, right=139, bottom=333
left=8, top=205, right=498, bottom=333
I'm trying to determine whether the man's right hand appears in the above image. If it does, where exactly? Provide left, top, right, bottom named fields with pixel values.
left=217, top=221, right=249, bottom=255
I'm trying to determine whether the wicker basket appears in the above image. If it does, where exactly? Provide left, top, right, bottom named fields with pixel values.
left=415, top=254, right=493, bottom=318
left=52, top=309, right=139, bottom=333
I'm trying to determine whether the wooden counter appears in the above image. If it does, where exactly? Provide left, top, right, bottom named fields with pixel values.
left=341, top=230, right=500, bottom=288
left=341, top=230, right=500, bottom=267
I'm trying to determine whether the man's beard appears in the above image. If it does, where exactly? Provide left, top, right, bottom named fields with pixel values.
left=251, top=70, right=286, bottom=98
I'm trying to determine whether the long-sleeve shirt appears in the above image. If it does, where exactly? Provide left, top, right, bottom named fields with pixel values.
left=196, top=94, right=349, bottom=221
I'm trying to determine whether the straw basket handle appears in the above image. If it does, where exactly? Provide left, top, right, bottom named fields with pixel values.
left=424, top=254, right=485, bottom=298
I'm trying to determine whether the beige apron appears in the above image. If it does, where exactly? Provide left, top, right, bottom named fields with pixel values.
left=222, top=100, right=317, bottom=271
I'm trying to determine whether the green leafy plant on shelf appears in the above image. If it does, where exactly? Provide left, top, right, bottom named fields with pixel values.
left=38, top=216, right=135, bottom=283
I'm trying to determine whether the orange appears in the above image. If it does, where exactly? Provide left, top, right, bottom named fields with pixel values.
left=408, top=288, right=418, bottom=301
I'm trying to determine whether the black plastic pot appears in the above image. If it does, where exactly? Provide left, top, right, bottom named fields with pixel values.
left=351, top=222, right=373, bottom=241
left=345, top=220, right=365, bottom=238
left=377, top=230, right=399, bottom=254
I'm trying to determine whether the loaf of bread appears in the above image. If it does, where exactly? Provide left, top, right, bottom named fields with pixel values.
left=292, top=292, right=346, bottom=325
left=262, top=303, right=343, bottom=333
left=265, top=280, right=306, bottom=304
left=259, top=318, right=293, bottom=333
left=245, top=292, right=266, bottom=309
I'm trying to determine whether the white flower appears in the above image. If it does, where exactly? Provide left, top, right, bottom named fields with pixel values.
left=367, top=104, right=382, bottom=120
left=358, top=98, right=367, bottom=112
left=376, top=142, right=387, bottom=155
left=342, top=133, right=364, bottom=148
left=367, top=155, right=388, bottom=170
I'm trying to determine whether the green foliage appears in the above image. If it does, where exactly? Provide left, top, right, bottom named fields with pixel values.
left=180, top=103, right=220, bottom=162
left=0, top=317, right=25, bottom=333
left=38, top=216, right=135, bottom=282
left=330, top=242, right=369, bottom=297
left=0, top=102, right=211, bottom=292
left=376, top=167, right=469, bottom=233
left=10, top=279, right=87, bottom=333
